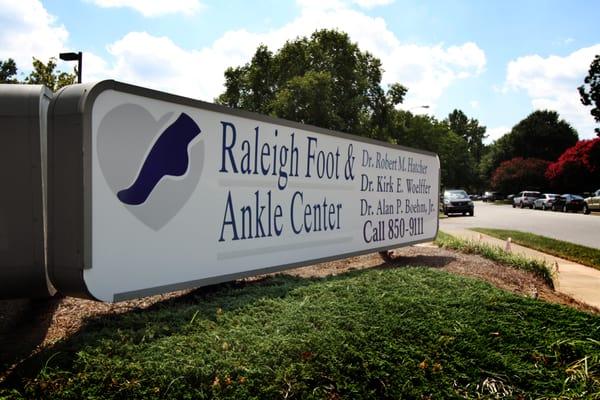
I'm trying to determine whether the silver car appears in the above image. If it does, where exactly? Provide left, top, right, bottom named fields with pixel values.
left=533, top=193, right=559, bottom=210
left=512, top=191, right=542, bottom=209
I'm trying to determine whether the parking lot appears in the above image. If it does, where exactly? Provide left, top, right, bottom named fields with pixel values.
left=440, top=201, right=600, bottom=249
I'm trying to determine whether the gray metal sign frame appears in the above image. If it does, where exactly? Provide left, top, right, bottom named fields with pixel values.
left=0, top=84, right=55, bottom=299
left=48, top=80, right=440, bottom=301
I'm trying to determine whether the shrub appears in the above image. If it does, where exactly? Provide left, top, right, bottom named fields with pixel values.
left=491, top=157, right=550, bottom=194
left=546, top=138, right=600, bottom=192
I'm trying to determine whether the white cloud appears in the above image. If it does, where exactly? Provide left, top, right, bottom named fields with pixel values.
left=82, top=30, right=257, bottom=100
left=87, top=0, right=486, bottom=112
left=389, top=42, right=486, bottom=113
left=298, top=0, right=393, bottom=11
left=485, top=126, right=510, bottom=144
left=88, top=0, right=203, bottom=17
left=85, top=31, right=244, bottom=101
left=504, top=44, right=600, bottom=139
left=470, top=100, right=480, bottom=109
left=0, top=0, right=69, bottom=71
left=353, top=0, right=394, bottom=9
left=296, top=0, right=347, bottom=11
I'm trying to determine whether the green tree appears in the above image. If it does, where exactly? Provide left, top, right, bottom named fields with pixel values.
left=438, top=130, right=477, bottom=190
left=0, top=58, right=18, bottom=83
left=507, top=110, right=578, bottom=161
left=270, top=70, right=338, bottom=129
left=0, top=57, right=76, bottom=90
left=480, top=110, right=578, bottom=185
left=444, top=109, right=486, bottom=163
left=479, top=132, right=513, bottom=183
left=578, top=54, right=600, bottom=136
left=508, top=110, right=578, bottom=161
left=24, top=57, right=76, bottom=91
left=217, top=30, right=404, bottom=139
left=392, top=113, right=477, bottom=190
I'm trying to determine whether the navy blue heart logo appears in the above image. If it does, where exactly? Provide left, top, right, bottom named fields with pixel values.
left=96, top=104, right=205, bottom=230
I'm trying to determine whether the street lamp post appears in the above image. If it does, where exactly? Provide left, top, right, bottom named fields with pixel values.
left=59, top=51, right=82, bottom=83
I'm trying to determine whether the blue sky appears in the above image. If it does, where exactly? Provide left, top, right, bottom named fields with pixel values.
left=1, top=0, right=599, bottom=142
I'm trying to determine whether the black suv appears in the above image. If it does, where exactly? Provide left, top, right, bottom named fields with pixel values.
left=442, top=189, right=474, bottom=216
left=482, top=191, right=504, bottom=202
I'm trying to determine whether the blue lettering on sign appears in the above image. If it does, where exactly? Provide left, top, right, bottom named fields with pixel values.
left=305, top=137, right=341, bottom=179
left=217, top=121, right=353, bottom=242
left=219, top=190, right=284, bottom=242
left=290, top=191, right=343, bottom=235
left=219, top=121, right=299, bottom=190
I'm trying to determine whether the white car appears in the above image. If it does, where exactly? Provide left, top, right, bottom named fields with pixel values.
left=533, top=193, right=559, bottom=210
left=584, top=189, right=600, bottom=214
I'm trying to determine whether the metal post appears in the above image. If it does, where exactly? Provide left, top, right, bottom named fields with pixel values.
left=59, top=51, right=82, bottom=83
left=77, top=51, right=82, bottom=83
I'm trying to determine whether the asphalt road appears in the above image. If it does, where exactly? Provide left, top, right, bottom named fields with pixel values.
left=439, top=201, right=600, bottom=249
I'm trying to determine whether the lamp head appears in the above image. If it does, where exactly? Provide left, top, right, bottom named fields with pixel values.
left=59, top=52, right=80, bottom=61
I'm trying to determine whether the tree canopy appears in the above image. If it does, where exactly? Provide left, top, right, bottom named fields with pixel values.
left=491, top=157, right=550, bottom=194
left=578, top=54, right=600, bottom=136
left=444, top=109, right=486, bottom=163
left=217, top=30, right=405, bottom=140
left=24, top=57, right=76, bottom=91
left=507, top=110, right=578, bottom=161
left=480, top=110, right=578, bottom=184
left=0, top=57, right=76, bottom=91
left=388, top=113, right=478, bottom=190
left=0, top=58, right=18, bottom=83
left=545, top=138, right=600, bottom=192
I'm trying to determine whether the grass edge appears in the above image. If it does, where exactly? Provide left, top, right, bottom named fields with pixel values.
left=434, top=230, right=555, bottom=288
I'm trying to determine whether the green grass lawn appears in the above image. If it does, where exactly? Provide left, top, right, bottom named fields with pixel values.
left=2, top=268, right=599, bottom=399
left=471, top=228, right=600, bottom=271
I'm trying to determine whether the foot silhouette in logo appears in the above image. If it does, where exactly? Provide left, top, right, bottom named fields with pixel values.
left=117, top=113, right=201, bottom=205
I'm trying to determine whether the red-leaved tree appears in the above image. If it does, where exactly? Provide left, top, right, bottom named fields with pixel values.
left=545, top=138, right=600, bottom=192
left=491, top=157, right=550, bottom=194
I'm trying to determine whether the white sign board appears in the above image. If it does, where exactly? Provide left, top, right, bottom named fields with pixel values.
left=49, top=81, right=439, bottom=302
